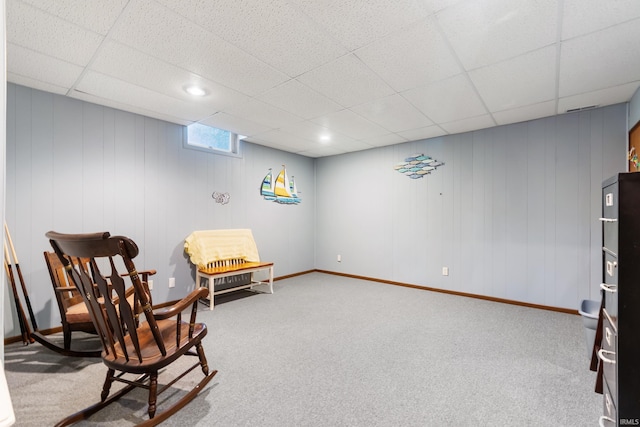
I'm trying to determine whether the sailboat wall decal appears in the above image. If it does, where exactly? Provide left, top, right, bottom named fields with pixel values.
left=260, top=166, right=301, bottom=204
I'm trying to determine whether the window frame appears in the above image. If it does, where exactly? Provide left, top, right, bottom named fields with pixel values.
left=182, top=124, right=243, bottom=158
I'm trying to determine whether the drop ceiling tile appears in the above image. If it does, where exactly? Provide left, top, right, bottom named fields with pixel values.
left=303, top=0, right=431, bottom=51
left=109, top=0, right=289, bottom=96
left=247, top=129, right=315, bottom=151
left=257, top=79, right=343, bottom=120
left=493, top=101, right=556, bottom=126
left=437, top=0, right=557, bottom=70
left=469, top=46, right=556, bottom=112
left=356, top=17, right=462, bottom=92
left=402, top=74, right=488, bottom=123
left=17, top=0, right=129, bottom=35
left=312, top=109, right=390, bottom=140
left=558, top=82, right=639, bottom=113
left=562, top=0, right=640, bottom=40
left=90, top=40, right=250, bottom=112
left=75, top=71, right=220, bottom=122
left=397, top=125, right=447, bottom=142
left=364, top=133, right=410, bottom=147
left=279, top=120, right=349, bottom=145
left=7, top=43, right=84, bottom=89
left=351, top=94, right=434, bottom=133
left=439, top=114, right=495, bottom=135
left=335, top=139, right=376, bottom=153
left=158, top=0, right=347, bottom=77
left=7, top=73, right=69, bottom=95
left=559, top=20, right=640, bottom=97
left=297, top=145, right=346, bottom=158
left=226, top=99, right=304, bottom=128
left=199, top=113, right=272, bottom=137
left=7, top=0, right=104, bottom=65
left=297, top=54, right=396, bottom=108
left=70, top=89, right=192, bottom=126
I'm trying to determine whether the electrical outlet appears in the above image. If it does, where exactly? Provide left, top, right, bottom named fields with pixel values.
left=442, top=267, right=449, bottom=276
left=147, top=279, right=153, bottom=290
left=169, top=277, right=175, bottom=288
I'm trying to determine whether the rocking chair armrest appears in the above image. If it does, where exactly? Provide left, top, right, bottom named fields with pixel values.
left=153, top=287, right=209, bottom=320
left=53, top=286, right=79, bottom=293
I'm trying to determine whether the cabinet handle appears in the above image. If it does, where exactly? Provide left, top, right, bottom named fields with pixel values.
left=598, top=217, right=617, bottom=222
left=599, top=415, right=615, bottom=427
left=600, top=283, right=617, bottom=293
left=597, top=349, right=616, bottom=364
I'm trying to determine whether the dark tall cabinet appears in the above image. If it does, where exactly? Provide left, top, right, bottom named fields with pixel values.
left=598, top=173, right=640, bottom=426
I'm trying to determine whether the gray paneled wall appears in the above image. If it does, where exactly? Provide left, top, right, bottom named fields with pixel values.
left=316, top=104, right=627, bottom=310
left=4, top=84, right=315, bottom=336
left=2, top=82, right=629, bottom=339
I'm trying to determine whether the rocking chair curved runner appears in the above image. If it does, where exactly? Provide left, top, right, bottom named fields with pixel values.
left=46, top=231, right=216, bottom=426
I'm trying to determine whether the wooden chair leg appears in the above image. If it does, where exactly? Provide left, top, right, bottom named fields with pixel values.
left=148, top=373, right=158, bottom=419
left=101, top=369, right=115, bottom=402
left=196, top=343, right=209, bottom=376
left=63, top=324, right=72, bottom=351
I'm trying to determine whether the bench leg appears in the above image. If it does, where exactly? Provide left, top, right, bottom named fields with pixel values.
left=208, top=276, right=215, bottom=310
left=268, top=266, right=274, bottom=294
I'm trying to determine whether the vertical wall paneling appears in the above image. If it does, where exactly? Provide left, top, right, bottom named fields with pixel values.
left=316, top=104, right=627, bottom=310
left=526, top=119, right=546, bottom=304
left=4, top=84, right=316, bottom=336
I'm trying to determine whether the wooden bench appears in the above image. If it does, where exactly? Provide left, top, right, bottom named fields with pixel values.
left=196, top=259, right=273, bottom=310
left=185, top=229, right=274, bottom=310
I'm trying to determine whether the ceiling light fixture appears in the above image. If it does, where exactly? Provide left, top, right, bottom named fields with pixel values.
left=319, top=134, right=331, bottom=143
left=185, top=85, right=206, bottom=96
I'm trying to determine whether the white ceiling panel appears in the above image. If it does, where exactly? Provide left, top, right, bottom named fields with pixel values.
left=279, top=120, right=344, bottom=145
left=301, top=0, right=431, bottom=51
left=7, top=0, right=104, bottom=66
left=7, top=73, right=69, bottom=95
left=397, top=125, right=447, bottom=142
left=6, top=0, right=640, bottom=158
left=108, top=0, right=289, bottom=96
left=158, top=0, right=348, bottom=78
left=439, top=114, right=496, bottom=135
left=257, top=79, right=343, bottom=120
left=403, top=74, right=489, bottom=123
left=365, top=133, right=410, bottom=147
left=493, top=101, right=557, bottom=126
left=297, top=54, right=396, bottom=108
left=562, top=0, right=640, bottom=40
left=75, top=71, right=219, bottom=121
left=559, top=19, right=640, bottom=97
left=17, top=0, right=129, bottom=35
left=225, top=99, right=304, bottom=129
left=351, top=94, right=433, bottom=133
left=90, top=40, right=249, bottom=113
left=312, top=109, right=390, bottom=140
left=470, top=46, right=557, bottom=112
left=199, top=113, right=272, bottom=137
left=356, top=17, right=461, bottom=92
left=558, top=82, right=640, bottom=114
left=7, top=43, right=84, bottom=89
left=437, top=0, right=557, bottom=70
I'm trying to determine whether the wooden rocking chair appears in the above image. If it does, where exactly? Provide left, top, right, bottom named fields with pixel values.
left=33, top=252, right=156, bottom=358
left=46, top=231, right=216, bottom=426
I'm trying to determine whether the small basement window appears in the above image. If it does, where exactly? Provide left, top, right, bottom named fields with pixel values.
left=185, top=123, right=243, bottom=157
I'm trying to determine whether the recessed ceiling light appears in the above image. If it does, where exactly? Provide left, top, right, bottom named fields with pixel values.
left=185, top=85, right=206, bottom=96
left=319, top=134, right=331, bottom=143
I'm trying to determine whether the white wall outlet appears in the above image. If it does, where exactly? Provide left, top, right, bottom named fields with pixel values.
left=147, top=279, right=153, bottom=290
left=442, top=267, right=449, bottom=276
left=169, top=277, right=175, bottom=288
left=337, top=254, right=341, bottom=262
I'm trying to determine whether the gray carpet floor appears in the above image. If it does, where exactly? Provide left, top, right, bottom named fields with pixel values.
left=4, top=272, right=602, bottom=426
